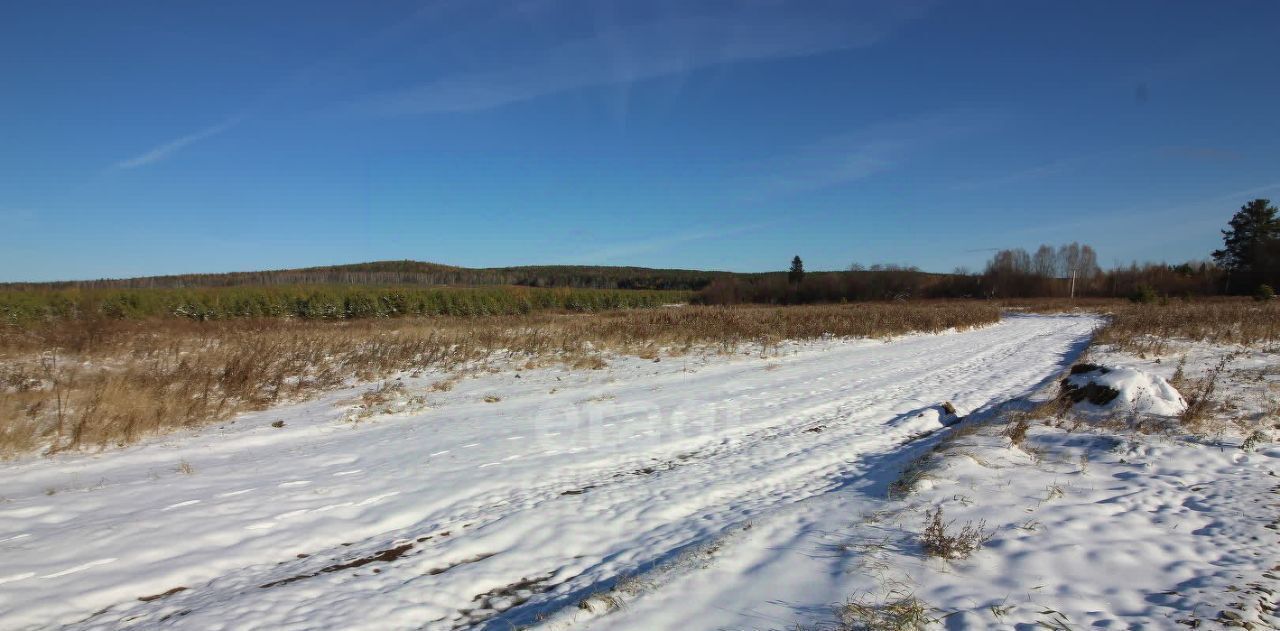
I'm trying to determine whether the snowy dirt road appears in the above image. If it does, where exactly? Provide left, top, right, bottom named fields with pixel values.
left=0, top=314, right=1098, bottom=630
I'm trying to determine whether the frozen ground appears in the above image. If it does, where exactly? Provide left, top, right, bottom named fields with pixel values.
left=0, top=314, right=1098, bottom=630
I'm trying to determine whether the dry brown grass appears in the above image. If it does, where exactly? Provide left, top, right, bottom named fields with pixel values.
left=835, top=592, right=935, bottom=631
left=1006, top=298, right=1280, bottom=357
left=360, top=381, right=406, bottom=408
left=1096, top=300, right=1280, bottom=353
left=1002, top=418, right=1031, bottom=447
left=0, top=302, right=998, bottom=457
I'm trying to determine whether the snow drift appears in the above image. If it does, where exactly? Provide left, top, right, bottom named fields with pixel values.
left=890, top=403, right=962, bottom=436
left=1063, top=364, right=1186, bottom=416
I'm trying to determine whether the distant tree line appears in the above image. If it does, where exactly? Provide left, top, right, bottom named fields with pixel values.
left=696, top=199, right=1280, bottom=304
left=8, top=200, right=1275, bottom=307
left=694, top=266, right=973, bottom=304
left=692, top=251, right=1225, bottom=304
left=978, top=242, right=1105, bottom=298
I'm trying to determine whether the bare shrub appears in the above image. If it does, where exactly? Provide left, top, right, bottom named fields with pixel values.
left=1169, top=356, right=1187, bottom=390
left=1241, top=429, right=1268, bottom=451
left=1180, top=356, right=1229, bottom=433
left=920, top=506, right=991, bottom=559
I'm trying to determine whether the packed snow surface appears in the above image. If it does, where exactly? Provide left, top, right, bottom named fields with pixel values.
left=1, top=315, right=1103, bottom=629
left=594, top=415, right=1280, bottom=631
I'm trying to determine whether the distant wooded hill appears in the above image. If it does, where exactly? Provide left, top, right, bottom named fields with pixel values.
left=1, top=261, right=738, bottom=291
left=1, top=260, right=978, bottom=304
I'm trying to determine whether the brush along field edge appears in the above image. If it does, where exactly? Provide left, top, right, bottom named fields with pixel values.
left=0, top=303, right=999, bottom=456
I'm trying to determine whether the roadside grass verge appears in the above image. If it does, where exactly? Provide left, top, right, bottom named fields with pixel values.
left=0, top=302, right=998, bottom=457
left=1093, top=300, right=1280, bottom=351
left=1004, top=297, right=1280, bottom=349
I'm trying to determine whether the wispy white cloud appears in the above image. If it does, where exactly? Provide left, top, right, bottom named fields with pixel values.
left=749, top=109, right=995, bottom=198
left=114, top=117, right=244, bottom=170
left=576, top=220, right=775, bottom=263
left=949, top=157, right=1081, bottom=191
left=951, top=146, right=1252, bottom=193
left=350, top=1, right=933, bottom=116
left=1213, top=180, right=1280, bottom=203
left=109, top=1, right=466, bottom=171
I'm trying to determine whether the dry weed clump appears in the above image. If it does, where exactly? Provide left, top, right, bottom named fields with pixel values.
left=1176, top=356, right=1231, bottom=435
left=1002, top=418, right=1031, bottom=447
left=835, top=591, right=936, bottom=631
left=919, top=506, right=991, bottom=560
left=360, top=381, right=406, bottom=408
left=0, top=302, right=999, bottom=457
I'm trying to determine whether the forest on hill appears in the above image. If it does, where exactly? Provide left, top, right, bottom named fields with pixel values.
left=0, top=261, right=733, bottom=291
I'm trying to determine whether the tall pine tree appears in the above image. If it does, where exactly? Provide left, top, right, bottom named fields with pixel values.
left=788, top=256, right=805, bottom=285
left=1213, top=199, right=1280, bottom=292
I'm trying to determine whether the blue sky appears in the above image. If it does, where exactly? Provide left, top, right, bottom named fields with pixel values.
left=3, top=0, right=1279, bottom=281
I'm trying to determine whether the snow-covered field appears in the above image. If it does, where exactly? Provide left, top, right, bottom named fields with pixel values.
left=0, top=313, right=1275, bottom=630
left=595, top=339, right=1280, bottom=630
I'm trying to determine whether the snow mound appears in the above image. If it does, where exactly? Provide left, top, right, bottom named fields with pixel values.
left=1064, top=365, right=1186, bottom=416
left=892, top=404, right=962, bottom=435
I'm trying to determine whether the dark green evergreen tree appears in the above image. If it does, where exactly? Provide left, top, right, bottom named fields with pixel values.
left=1213, top=199, right=1280, bottom=292
left=788, top=256, right=805, bottom=285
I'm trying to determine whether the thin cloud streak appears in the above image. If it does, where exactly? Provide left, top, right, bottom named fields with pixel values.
left=115, top=117, right=244, bottom=170
left=351, top=1, right=933, bottom=116
left=576, top=220, right=776, bottom=263
left=747, top=109, right=997, bottom=200
left=949, top=156, right=1082, bottom=191
left=1214, top=181, right=1280, bottom=203
left=110, top=0, right=465, bottom=171
left=991, top=181, right=1280, bottom=257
